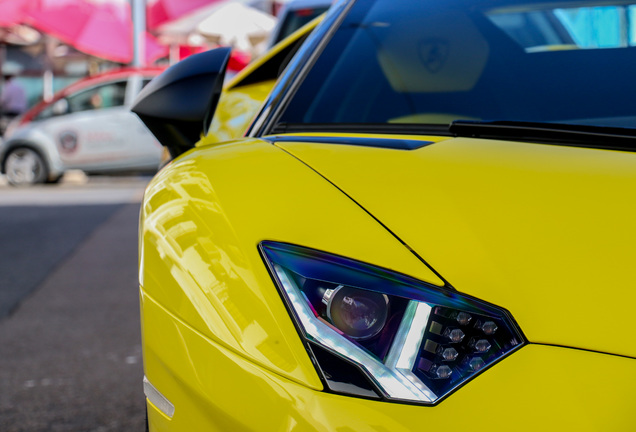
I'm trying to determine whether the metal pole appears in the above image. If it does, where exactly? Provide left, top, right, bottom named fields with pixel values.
left=169, top=42, right=179, bottom=65
left=131, top=0, right=146, bottom=67
left=43, top=36, right=55, bottom=102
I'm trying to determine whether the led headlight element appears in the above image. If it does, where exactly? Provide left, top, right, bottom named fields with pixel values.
left=260, top=242, right=525, bottom=404
left=323, top=285, right=389, bottom=340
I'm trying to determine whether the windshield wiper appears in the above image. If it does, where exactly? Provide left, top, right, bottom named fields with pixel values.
left=450, top=120, right=636, bottom=152
left=272, top=122, right=451, bottom=136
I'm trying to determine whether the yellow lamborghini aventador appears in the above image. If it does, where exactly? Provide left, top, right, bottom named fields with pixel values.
left=132, top=0, right=636, bottom=430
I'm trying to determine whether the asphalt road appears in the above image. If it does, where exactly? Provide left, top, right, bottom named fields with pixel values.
left=0, top=173, right=150, bottom=431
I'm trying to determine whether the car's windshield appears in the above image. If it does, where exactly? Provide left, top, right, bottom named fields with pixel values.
left=277, top=0, right=636, bottom=132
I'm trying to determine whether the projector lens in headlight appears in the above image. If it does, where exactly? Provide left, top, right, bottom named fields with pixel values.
left=260, top=241, right=525, bottom=404
left=323, top=285, right=389, bottom=340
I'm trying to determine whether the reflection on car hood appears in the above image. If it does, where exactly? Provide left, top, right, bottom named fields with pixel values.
left=275, top=134, right=636, bottom=358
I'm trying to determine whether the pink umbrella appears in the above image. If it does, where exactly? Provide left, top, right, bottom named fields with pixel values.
left=0, top=0, right=82, bottom=28
left=0, top=0, right=37, bottom=27
left=147, top=0, right=222, bottom=30
left=26, top=0, right=167, bottom=64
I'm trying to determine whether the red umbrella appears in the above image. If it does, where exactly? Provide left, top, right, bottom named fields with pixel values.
left=147, top=0, right=222, bottom=30
left=26, top=0, right=167, bottom=64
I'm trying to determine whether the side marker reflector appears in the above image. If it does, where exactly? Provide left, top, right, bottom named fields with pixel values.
left=143, top=376, right=175, bottom=418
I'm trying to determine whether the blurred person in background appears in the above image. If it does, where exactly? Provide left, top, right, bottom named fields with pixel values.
left=1, top=71, right=27, bottom=135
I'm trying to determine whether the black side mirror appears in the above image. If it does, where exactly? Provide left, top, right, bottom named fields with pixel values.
left=131, top=47, right=232, bottom=158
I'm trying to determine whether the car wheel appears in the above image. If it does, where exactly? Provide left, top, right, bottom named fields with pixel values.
left=4, top=147, right=48, bottom=186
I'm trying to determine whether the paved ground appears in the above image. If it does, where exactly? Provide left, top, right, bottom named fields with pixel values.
left=0, top=174, right=150, bottom=431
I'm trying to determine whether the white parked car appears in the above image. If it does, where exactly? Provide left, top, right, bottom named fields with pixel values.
left=0, top=67, right=164, bottom=186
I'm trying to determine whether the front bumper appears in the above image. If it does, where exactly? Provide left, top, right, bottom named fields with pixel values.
left=142, top=290, right=636, bottom=432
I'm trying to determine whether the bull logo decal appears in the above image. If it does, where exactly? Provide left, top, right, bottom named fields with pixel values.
left=419, top=39, right=450, bottom=74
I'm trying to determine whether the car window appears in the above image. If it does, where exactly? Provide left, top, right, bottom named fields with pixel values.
left=35, top=104, right=56, bottom=121
left=66, top=80, right=127, bottom=114
left=275, top=6, right=329, bottom=44
left=233, top=32, right=309, bottom=89
left=488, top=4, right=636, bottom=51
left=278, top=0, right=636, bottom=131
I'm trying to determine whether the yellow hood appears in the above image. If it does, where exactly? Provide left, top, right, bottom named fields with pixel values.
left=276, top=134, right=636, bottom=358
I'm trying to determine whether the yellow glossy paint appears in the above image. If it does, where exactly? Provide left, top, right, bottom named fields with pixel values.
left=143, top=287, right=636, bottom=431
left=139, top=138, right=443, bottom=393
left=198, top=17, right=320, bottom=148
left=141, top=131, right=636, bottom=431
left=139, top=14, right=636, bottom=428
left=277, top=134, right=636, bottom=358
left=202, top=80, right=275, bottom=146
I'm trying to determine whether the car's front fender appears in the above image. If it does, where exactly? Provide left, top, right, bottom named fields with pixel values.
left=139, top=138, right=442, bottom=390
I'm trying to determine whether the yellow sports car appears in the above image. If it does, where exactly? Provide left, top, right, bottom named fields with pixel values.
left=132, top=0, right=636, bottom=430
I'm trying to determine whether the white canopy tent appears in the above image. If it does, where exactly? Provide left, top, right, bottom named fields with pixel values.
left=157, top=1, right=276, bottom=58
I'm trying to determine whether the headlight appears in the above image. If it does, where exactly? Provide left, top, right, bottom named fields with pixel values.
left=260, top=241, right=525, bottom=404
